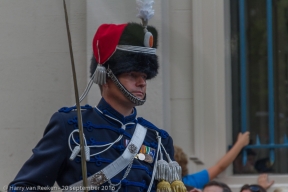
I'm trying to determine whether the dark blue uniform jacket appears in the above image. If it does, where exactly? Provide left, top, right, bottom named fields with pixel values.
left=8, top=98, right=174, bottom=192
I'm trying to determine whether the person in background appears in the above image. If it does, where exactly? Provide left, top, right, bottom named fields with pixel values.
left=199, top=174, right=274, bottom=192
left=239, top=173, right=274, bottom=192
left=202, top=181, right=232, bottom=192
left=174, top=131, right=250, bottom=189
left=240, top=184, right=266, bottom=192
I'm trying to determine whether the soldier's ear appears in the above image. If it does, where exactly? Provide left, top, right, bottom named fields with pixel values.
left=102, top=79, right=110, bottom=88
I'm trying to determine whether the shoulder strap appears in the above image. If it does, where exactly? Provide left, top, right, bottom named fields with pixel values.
left=64, top=123, right=147, bottom=192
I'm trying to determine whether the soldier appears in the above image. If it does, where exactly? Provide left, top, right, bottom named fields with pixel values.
left=8, top=1, right=185, bottom=192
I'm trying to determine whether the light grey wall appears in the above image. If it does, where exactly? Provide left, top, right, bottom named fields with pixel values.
left=169, top=0, right=194, bottom=160
left=0, top=0, right=86, bottom=189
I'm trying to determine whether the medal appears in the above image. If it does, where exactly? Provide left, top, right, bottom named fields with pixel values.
left=137, top=153, right=145, bottom=161
left=144, top=154, right=153, bottom=163
left=127, top=139, right=155, bottom=163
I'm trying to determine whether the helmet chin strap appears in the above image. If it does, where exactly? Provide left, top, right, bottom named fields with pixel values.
left=107, top=68, right=146, bottom=106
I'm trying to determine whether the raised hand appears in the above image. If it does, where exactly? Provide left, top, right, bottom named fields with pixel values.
left=236, top=131, right=250, bottom=148
left=257, top=173, right=274, bottom=189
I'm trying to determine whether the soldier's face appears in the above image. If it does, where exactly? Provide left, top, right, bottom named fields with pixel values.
left=103, top=71, right=147, bottom=107
left=117, top=71, right=147, bottom=100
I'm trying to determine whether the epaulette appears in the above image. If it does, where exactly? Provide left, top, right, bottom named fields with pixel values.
left=137, top=117, right=169, bottom=139
left=58, top=104, right=93, bottom=113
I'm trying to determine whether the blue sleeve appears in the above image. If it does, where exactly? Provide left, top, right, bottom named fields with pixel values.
left=8, top=112, right=69, bottom=192
left=182, top=169, right=210, bottom=189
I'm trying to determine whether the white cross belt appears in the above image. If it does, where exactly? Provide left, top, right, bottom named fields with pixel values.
left=64, top=123, right=147, bottom=192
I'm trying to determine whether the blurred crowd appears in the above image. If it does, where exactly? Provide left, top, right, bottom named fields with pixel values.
left=173, top=131, right=284, bottom=192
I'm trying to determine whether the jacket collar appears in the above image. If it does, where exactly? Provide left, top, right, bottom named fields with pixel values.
left=96, top=98, right=137, bottom=124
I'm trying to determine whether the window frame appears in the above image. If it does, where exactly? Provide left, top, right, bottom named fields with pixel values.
left=191, top=0, right=288, bottom=189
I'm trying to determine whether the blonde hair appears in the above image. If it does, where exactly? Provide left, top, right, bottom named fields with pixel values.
left=174, top=145, right=188, bottom=177
left=274, top=188, right=288, bottom=192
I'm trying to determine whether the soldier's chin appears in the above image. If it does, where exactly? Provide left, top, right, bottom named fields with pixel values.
left=133, top=93, right=144, bottom=99
left=138, top=96, right=145, bottom=100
